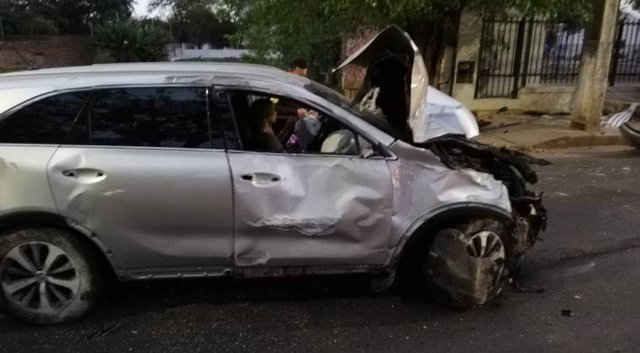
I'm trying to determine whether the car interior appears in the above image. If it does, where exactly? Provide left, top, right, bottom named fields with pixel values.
left=226, top=90, right=377, bottom=157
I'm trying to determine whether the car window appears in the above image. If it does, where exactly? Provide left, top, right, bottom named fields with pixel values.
left=304, top=81, right=405, bottom=140
left=0, top=91, right=89, bottom=144
left=75, top=87, right=216, bottom=149
left=224, top=90, right=378, bottom=157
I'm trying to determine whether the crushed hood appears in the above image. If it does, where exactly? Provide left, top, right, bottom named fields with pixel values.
left=335, top=25, right=429, bottom=143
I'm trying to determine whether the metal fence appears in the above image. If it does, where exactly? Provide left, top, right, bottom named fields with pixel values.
left=610, top=20, right=640, bottom=86
left=477, top=18, right=640, bottom=97
left=476, top=18, right=585, bottom=98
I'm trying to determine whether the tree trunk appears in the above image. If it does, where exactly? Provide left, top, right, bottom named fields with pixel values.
left=571, top=0, right=620, bottom=131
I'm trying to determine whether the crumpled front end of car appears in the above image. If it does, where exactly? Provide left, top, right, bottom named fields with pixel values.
left=422, top=135, right=548, bottom=265
left=382, top=136, right=548, bottom=306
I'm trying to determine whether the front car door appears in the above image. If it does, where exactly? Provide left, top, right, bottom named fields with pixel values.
left=214, top=88, right=394, bottom=273
left=47, top=86, right=234, bottom=279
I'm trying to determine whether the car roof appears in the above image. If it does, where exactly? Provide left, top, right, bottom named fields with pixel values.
left=0, top=62, right=310, bottom=91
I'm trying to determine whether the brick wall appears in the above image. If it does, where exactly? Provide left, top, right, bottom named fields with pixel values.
left=341, top=28, right=379, bottom=99
left=0, top=36, right=95, bottom=71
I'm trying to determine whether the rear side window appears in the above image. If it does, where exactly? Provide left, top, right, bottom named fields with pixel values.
left=85, top=87, right=213, bottom=149
left=0, top=91, right=89, bottom=144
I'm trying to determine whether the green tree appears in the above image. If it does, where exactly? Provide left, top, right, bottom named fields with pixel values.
left=152, top=0, right=598, bottom=83
left=151, top=0, right=237, bottom=48
left=0, top=0, right=133, bottom=35
left=0, top=0, right=58, bottom=35
left=94, top=20, right=169, bottom=62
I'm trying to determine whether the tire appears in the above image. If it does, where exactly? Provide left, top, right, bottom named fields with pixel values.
left=0, top=227, right=103, bottom=324
left=422, top=218, right=510, bottom=308
left=620, top=123, right=640, bottom=149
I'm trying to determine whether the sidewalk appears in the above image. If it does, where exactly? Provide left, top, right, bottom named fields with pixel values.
left=474, top=111, right=627, bottom=151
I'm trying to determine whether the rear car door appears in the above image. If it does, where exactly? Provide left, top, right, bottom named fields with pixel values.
left=46, top=86, right=234, bottom=278
left=215, top=89, right=394, bottom=271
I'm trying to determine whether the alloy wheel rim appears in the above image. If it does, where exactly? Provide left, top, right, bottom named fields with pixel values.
left=0, top=242, right=80, bottom=314
left=466, top=231, right=506, bottom=265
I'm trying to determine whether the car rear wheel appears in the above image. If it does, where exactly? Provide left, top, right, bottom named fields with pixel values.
left=422, top=218, right=510, bottom=307
left=0, top=227, right=103, bottom=324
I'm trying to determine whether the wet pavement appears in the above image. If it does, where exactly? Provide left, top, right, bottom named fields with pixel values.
left=1, top=146, right=640, bottom=353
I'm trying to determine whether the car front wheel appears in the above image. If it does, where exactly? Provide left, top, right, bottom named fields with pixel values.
left=0, top=227, right=103, bottom=324
left=422, top=218, right=510, bottom=307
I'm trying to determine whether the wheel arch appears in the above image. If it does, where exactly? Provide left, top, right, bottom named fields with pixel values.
left=0, top=211, right=117, bottom=281
left=391, top=203, right=513, bottom=272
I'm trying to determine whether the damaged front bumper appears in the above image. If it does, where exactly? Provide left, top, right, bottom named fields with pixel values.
left=424, top=135, right=548, bottom=262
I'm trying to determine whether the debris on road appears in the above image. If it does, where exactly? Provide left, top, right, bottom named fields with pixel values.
left=512, top=281, right=545, bottom=294
left=561, top=309, right=573, bottom=317
left=86, top=322, right=124, bottom=342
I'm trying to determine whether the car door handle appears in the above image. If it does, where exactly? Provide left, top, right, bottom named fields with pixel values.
left=62, top=170, right=77, bottom=178
left=240, top=173, right=281, bottom=183
left=61, top=169, right=106, bottom=182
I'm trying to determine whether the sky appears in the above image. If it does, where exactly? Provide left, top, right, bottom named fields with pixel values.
left=133, top=0, right=165, bottom=18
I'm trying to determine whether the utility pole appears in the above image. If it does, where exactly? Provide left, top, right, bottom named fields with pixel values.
left=571, top=0, right=620, bottom=131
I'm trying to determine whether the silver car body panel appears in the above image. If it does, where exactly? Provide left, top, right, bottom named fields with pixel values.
left=0, top=63, right=511, bottom=280
left=385, top=140, right=511, bottom=260
left=425, top=87, right=480, bottom=139
left=227, top=151, right=393, bottom=268
left=47, top=147, right=235, bottom=277
left=0, top=146, right=59, bottom=216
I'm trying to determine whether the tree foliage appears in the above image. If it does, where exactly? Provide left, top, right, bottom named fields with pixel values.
left=150, top=0, right=237, bottom=48
left=150, top=0, right=599, bottom=82
left=94, top=20, right=169, bottom=62
left=0, top=0, right=133, bottom=35
left=195, top=0, right=593, bottom=82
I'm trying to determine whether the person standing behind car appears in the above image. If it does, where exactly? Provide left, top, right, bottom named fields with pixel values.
left=276, top=59, right=319, bottom=146
left=289, top=58, right=308, bottom=77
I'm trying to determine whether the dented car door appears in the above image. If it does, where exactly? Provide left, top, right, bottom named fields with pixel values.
left=228, top=152, right=394, bottom=270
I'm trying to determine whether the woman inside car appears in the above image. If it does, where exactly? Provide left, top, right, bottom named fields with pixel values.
left=249, top=98, right=285, bottom=153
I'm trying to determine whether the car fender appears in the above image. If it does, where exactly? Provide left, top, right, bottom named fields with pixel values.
left=0, top=210, right=117, bottom=276
left=387, top=202, right=513, bottom=270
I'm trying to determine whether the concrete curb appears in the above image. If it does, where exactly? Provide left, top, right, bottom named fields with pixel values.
left=533, top=134, right=628, bottom=149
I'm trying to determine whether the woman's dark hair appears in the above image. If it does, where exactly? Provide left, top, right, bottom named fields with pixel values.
left=249, top=98, right=276, bottom=132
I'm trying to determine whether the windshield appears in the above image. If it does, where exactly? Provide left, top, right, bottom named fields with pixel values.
left=304, top=82, right=405, bottom=139
left=304, top=82, right=359, bottom=114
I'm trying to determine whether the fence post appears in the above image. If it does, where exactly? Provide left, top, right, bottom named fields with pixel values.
left=511, top=18, right=526, bottom=98
left=520, top=19, right=534, bottom=87
left=474, top=18, right=488, bottom=99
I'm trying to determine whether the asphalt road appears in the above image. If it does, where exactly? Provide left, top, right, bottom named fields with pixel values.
left=1, top=146, right=640, bottom=353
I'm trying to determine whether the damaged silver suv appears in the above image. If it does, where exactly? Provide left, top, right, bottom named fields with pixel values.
left=0, top=26, right=546, bottom=324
